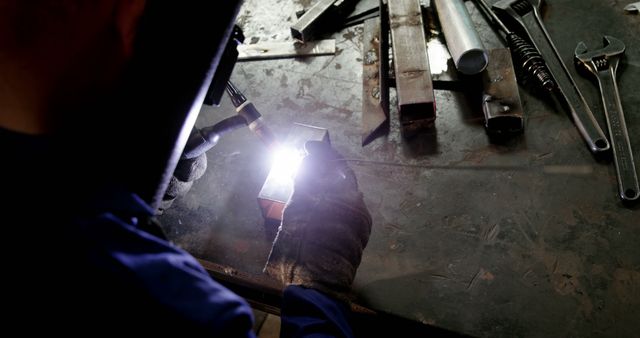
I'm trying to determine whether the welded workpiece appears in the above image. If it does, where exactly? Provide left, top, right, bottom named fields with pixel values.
left=291, top=0, right=357, bottom=42
left=237, top=39, right=336, bottom=61
left=433, top=0, right=488, bottom=75
left=575, top=36, right=640, bottom=202
left=258, top=123, right=330, bottom=222
left=388, top=0, right=436, bottom=135
left=361, top=2, right=389, bottom=146
left=493, top=0, right=610, bottom=154
left=482, top=48, right=525, bottom=135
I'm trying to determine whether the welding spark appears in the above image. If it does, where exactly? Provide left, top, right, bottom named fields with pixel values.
left=270, top=146, right=305, bottom=182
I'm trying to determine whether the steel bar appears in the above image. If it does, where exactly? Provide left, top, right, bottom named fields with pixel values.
left=361, top=2, right=389, bottom=146
left=237, top=39, right=335, bottom=61
left=388, top=0, right=435, bottom=135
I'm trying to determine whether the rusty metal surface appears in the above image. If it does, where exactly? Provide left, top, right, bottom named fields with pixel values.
left=159, top=0, right=640, bottom=337
left=361, top=10, right=389, bottom=146
left=482, top=48, right=524, bottom=134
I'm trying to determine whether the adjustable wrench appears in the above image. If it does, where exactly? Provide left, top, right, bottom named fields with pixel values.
left=492, top=0, right=610, bottom=154
left=575, top=36, right=639, bottom=202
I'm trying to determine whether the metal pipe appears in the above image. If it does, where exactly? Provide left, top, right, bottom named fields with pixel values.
left=433, top=0, right=488, bottom=75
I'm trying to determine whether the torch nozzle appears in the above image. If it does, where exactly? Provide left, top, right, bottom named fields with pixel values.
left=226, top=81, right=278, bottom=149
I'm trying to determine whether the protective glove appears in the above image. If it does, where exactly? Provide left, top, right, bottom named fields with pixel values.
left=159, top=152, right=208, bottom=214
left=264, top=141, right=372, bottom=302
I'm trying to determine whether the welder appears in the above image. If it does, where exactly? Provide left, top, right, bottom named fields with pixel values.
left=1, top=1, right=371, bottom=336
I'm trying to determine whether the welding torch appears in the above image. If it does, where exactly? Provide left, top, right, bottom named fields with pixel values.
left=181, top=81, right=277, bottom=160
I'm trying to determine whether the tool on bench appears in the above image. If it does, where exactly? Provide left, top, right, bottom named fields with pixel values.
left=474, top=0, right=554, bottom=91
left=575, top=36, right=639, bottom=202
left=493, top=0, right=610, bottom=154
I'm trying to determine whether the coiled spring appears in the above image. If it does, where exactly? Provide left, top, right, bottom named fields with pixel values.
left=507, top=33, right=556, bottom=91
left=511, top=0, right=533, bottom=16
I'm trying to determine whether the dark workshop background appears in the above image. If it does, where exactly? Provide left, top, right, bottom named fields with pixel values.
left=160, top=0, right=640, bottom=337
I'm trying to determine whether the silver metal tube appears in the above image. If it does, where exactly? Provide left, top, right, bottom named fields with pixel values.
left=433, top=0, right=488, bottom=75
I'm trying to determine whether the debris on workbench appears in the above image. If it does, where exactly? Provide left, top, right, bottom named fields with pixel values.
left=237, top=39, right=335, bottom=61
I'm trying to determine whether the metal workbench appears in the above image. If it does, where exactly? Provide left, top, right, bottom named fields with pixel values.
left=159, top=0, right=640, bottom=337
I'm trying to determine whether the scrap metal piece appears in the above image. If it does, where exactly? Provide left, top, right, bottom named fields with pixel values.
left=388, top=0, right=436, bottom=136
left=575, top=36, right=640, bottom=202
left=362, top=2, right=390, bottom=146
left=482, top=48, right=525, bottom=135
left=625, top=2, right=640, bottom=13
left=493, top=0, right=610, bottom=154
left=343, top=6, right=381, bottom=29
left=237, top=39, right=335, bottom=61
left=291, top=0, right=358, bottom=42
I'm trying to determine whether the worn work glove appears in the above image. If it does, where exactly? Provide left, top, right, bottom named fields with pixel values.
left=264, top=141, right=372, bottom=302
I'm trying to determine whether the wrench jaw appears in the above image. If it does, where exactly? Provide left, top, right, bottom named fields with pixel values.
left=601, top=35, right=625, bottom=73
left=574, top=42, right=601, bottom=78
left=574, top=36, right=625, bottom=77
left=493, top=0, right=539, bottom=18
left=601, top=36, right=626, bottom=54
left=493, top=1, right=525, bottom=28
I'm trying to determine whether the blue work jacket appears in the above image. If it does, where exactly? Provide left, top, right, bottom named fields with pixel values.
left=2, top=127, right=353, bottom=337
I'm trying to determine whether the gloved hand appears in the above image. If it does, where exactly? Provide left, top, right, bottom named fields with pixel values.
left=264, top=141, right=372, bottom=302
left=159, top=152, right=208, bottom=214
